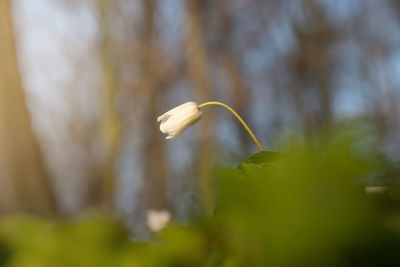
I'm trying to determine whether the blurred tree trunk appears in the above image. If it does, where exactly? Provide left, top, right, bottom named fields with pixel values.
left=217, top=2, right=252, bottom=153
left=184, top=0, right=215, bottom=215
left=96, top=0, right=121, bottom=210
left=139, top=0, right=170, bottom=212
left=289, top=0, right=334, bottom=132
left=117, top=0, right=171, bottom=223
left=0, top=0, right=55, bottom=213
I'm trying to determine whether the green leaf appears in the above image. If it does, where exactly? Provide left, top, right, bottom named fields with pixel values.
left=240, top=151, right=281, bottom=166
left=236, top=150, right=281, bottom=173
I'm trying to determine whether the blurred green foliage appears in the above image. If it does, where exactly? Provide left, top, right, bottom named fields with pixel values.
left=0, top=128, right=400, bottom=266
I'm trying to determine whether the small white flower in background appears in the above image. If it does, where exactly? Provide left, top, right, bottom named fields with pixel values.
left=157, top=102, right=202, bottom=140
left=146, top=209, right=171, bottom=232
left=365, top=186, right=388, bottom=194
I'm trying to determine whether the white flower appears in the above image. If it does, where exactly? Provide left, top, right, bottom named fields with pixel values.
left=146, top=209, right=171, bottom=232
left=157, top=102, right=202, bottom=140
left=365, top=186, right=388, bottom=194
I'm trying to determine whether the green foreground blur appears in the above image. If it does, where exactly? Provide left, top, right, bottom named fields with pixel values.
left=0, top=127, right=399, bottom=267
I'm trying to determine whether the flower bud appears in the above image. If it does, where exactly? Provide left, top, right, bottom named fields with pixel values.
left=157, top=102, right=202, bottom=140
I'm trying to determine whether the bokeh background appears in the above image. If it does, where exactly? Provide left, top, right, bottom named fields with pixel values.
left=2, top=0, right=400, bottom=241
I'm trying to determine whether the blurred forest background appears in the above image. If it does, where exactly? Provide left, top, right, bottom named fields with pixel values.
left=1, top=0, right=400, bottom=238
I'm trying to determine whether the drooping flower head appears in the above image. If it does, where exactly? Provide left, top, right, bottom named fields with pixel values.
left=157, top=101, right=264, bottom=151
left=157, top=101, right=202, bottom=140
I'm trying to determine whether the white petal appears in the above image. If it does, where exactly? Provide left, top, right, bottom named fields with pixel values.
left=157, top=102, right=202, bottom=140
left=146, top=209, right=171, bottom=232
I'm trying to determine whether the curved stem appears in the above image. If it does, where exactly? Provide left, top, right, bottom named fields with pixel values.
left=198, top=101, right=264, bottom=151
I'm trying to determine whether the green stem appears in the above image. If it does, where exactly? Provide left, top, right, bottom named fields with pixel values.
left=198, top=101, right=264, bottom=151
